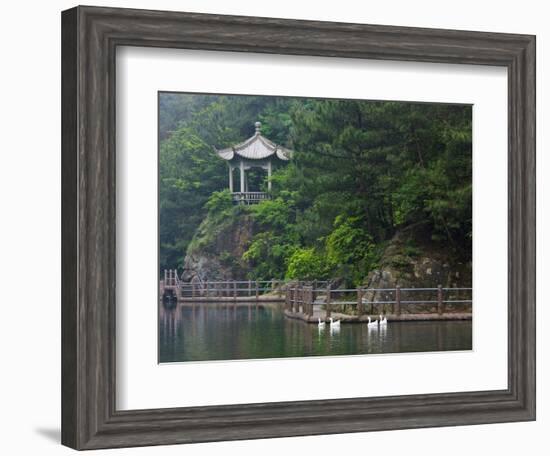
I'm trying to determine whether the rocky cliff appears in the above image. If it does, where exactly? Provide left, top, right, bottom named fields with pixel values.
left=181, top=210, right=256, bottom=283
left=363, top=223, right=472, bottom=313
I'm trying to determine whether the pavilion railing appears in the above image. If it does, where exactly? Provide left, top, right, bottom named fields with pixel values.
left=232, top=192, right=270, bottom=204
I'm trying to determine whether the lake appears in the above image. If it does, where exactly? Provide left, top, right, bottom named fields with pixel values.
left=159, top=302, right=472, bottom=363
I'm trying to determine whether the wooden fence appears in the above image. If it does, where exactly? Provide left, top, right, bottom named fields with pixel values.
left=177, top=279, right=329, bottom=300
left=285, top=284, right=472, bottom=319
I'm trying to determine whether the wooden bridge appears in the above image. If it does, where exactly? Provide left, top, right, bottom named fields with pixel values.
left=160, top=270, right=471, bottom=322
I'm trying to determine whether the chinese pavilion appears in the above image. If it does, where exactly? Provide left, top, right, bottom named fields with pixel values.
left=216, top=122, right=292, bottom=204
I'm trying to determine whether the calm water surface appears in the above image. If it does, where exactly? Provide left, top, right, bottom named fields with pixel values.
left=159, top=303, right=472, bottom=363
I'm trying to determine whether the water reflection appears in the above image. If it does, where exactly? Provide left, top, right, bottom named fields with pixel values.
left=159, top=302, right=472, bottom=363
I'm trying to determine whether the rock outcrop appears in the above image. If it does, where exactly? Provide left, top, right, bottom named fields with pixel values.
left=181, top=211, right=256, bottom=283
left=363, top=223, right=472, bottom=314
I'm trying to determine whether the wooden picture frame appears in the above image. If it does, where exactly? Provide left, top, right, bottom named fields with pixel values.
left=61, top=5, right=536, bottom=450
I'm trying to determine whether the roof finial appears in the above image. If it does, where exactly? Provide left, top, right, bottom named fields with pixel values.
left=254, top=121, right=261, bottom=134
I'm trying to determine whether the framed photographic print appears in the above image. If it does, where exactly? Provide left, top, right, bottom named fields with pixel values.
left=61, top=5, right=535, bottom=450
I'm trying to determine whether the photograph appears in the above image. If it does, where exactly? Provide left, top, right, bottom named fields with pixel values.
left=158, top=92, right=473, bottom=363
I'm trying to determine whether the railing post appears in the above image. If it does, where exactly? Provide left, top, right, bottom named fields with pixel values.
left=326, top=286, right=331, bottom=319
left=312, top=280, right=317, bottom=302
left=248, top=280, right=252, bottom=297
left=255, top=280, right=259, bottom=300
left=294, top=286, right=300, bottom=313
left=285, top=286, right=290, bottom=310
left=357, top=287, right=363, bottom=317
left=192, top=281, right=196, bottom=298
left=437, top=284, right=443, bottom=315
left=396, top=285, right=401, bottom=316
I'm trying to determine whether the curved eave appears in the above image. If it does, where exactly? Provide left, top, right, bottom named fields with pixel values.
left=276, top=147, right=291, bottom=161
left=217, top=134, right=293, bottom=161
left=216, top=147, right=234, bottom=160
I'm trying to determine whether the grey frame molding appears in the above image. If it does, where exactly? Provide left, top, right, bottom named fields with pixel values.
left=61, top=5, right=536, bottom=450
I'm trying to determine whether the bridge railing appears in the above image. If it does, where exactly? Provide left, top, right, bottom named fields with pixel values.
left=162, top=269, right=180, bottom=288
left=285, top=284, right=472, bottom=318
left=179, top=279, right=282, bottom=299
left=177, top=279, right=329, bottom=299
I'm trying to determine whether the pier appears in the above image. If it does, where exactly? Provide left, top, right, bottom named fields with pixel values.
left=160, top=270, right=471, bottom=322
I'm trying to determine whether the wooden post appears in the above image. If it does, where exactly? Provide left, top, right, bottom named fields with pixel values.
left=438, top=285, right=444, bottom=314
left=294, top=287, right=300, bottom=313
left=233, top=281, right=237, bottom=300
left=357, top=287, right=363, bottom=317
left=289, top=287, right=293, bottom=312
left=285, top=290, right=289, bottom=310
left=255, top=280, right=259, bottom=300
left=312, top=280, right=317, bottom=303
left=248, top=280, right=252, bottom=297
left=396, top=285, right=401, bottom=316
left=326, top=286, right=331, bottom=319
left=192, top=281, right=196, bottom=298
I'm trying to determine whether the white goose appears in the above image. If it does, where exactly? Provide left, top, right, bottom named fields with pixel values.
left=379, top=314, right=388, bottom=326
left=367, top=316, right=378, bottom=328
left=329, top=317, right=341, bottom=329
left=318, top=318, right=325, bottom=328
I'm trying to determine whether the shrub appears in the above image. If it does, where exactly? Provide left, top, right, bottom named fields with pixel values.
left=286, top=248, right=329, bottom=280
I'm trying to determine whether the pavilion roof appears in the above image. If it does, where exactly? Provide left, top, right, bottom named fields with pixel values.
left=216, top=122, right=292, bottom=161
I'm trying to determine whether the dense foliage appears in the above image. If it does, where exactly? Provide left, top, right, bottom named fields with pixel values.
left=159, top=93, right=472, bottom=284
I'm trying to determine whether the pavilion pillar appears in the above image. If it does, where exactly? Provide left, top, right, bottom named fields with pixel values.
left=267, top=160, right=272, bottom=192
left=228, top=164, right=233, bottom=192
left=240, top=160, right=245, bottom=193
